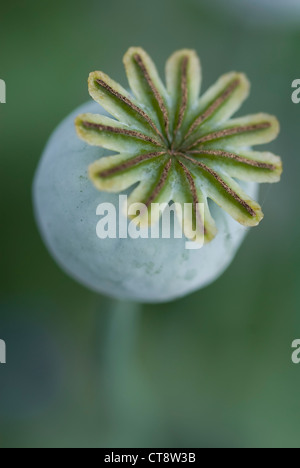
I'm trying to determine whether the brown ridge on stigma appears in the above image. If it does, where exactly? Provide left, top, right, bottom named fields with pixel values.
left=144, top=158, right=172, bottom=208
left=189, top=149, right=276, bottom=170
left=95, top=78, right=165, bottom=142
left=186, top=79, right=240, bottom=138
left=177, top=161, right=206, bottom=235
left=97, top=152, right=166, bottom=178
left=180, top=154, right=256, bottom=217
left=188, top=122, right=271, bottom=149
left=82, top=121, right=162, bottom=146
left=174, top=56, right=189, bottom=137
left=133, top=54, right=170, bottom=136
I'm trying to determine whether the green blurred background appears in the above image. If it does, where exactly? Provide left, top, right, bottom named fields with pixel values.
left=1, top=0, right=300, bottom=448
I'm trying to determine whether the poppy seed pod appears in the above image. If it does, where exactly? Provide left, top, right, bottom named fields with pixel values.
left=33, top=48, right=282, bottom=303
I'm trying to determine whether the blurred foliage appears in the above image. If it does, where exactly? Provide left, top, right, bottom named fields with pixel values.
left=0, top=0, right=300, bottom=448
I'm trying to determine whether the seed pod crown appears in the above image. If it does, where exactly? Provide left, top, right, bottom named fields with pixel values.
left=76, top=47, right=282, bottom=243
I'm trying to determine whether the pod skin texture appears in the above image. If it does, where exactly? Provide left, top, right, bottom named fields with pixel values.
left=33, top=101, right=258, bottom=303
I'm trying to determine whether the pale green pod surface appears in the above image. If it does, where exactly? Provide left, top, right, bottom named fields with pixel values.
left=33, top=101, right=259, bottom=303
